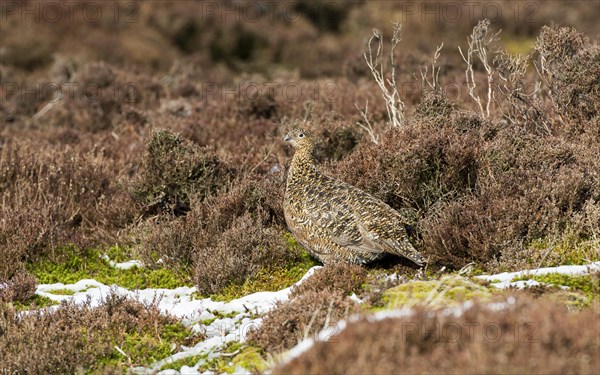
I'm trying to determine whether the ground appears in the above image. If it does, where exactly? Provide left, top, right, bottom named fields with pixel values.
left=1, top=1, right=599, bottom=373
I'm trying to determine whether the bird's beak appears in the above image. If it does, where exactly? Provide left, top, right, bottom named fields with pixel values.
left=283, top=136, right=292, bottom=142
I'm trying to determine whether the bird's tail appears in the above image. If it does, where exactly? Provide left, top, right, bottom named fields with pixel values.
left=405, top=243, right=426, bottom=267
left=387, top=238, right=426, bottom=267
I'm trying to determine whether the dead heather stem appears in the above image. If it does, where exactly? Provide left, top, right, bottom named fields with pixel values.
left=458, top=19, right=501, bottom=118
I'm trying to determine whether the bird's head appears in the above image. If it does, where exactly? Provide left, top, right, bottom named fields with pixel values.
left=283, top=127, right=314, bottom=150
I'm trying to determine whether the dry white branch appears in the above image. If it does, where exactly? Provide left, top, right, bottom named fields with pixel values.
left=354, top=100, right=379, bottom=144
left=363, top=22, right=405, bottom=127
left=458, top=19, right=501, bottom=118
left=421, top=42, right=444, bottom=91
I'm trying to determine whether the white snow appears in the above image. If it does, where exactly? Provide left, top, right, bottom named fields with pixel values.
left=113, top=260, right=144, bottom=270
left=30, top=260, right=599, bottom=373
left=34, top=265, right=322, bottom=374
left=476, top=261, right=600, bottom=289
left=101, top=253, right=145, bottom=270
left=276, top=261, right=600, bottom=369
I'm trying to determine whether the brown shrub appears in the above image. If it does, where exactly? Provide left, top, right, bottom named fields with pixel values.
left=535, top=26, right=600, bottom=123
left=248, top=263, right=366, bottom=353
left=193, top=212, right=292, bottom=295
left=290, top=263, right=367, bottom=298
left=132, top=128, right=234, bottom=216
left=137, top=172, right=294, bottom=295
left=0, top=292, right=199, bottom=374
left=40, top=62, right=164, bottom=132
left=134, top=216, right=196, bottom=271
left=1, top=21, right=57, bottom=71
left=332, top=115, right=480, bottom=216
left=0, top=139, right=136, bottom=276
left=313, top=126, right=362, bottom=162
left=276, top=296, right=600, bottom=375
left=331, top=87, right=599, bottom=271
left=0, top=271, right=37, bottom=303
left=189, top=175, right=292, bottom=295
left=419, top=123, right=599, bottom=270
left=248, top=289, right=358, bottom=354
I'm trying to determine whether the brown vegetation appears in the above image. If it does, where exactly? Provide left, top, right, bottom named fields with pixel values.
left=0, top=1, right=598, bottom=371
left=0, top=293, right=202, bottom=374
left=248, top=263, right=366, bottom=353
left=276, top=295, right=600, bottom=375
left=0, top=2, right=598, bottom=298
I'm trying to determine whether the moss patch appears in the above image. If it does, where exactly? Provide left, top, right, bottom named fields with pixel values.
left=100, top=322, right=193, bottom=368
left=232, top=346, right=269, bottom=373
left=512, top=272, right=600, bottom=308
left=29, top=246, right=191, bottom=290
left=526, top=236, right=600, bottom=267
left=12, top=294, right=58, bottom=311
left=103, top=244, right=135, bottom=264
left=195, top=344, right=268, bottom=374
left=159, top=353, right=206, bottom=371
left=46, top=288, right=75, bottom=295
left=380, top=275, right=495, bottom=309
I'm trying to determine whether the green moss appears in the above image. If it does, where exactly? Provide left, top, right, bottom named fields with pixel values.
left=508, top=271, right=600, bottom=308
left=206, top=309, right=239, bottom=319
left=535, top=273, right=597, bottom=293
left=97, top=322, right=197, bottom=370
left=28, top=246, right=192, bottom=290
left=210, top=236, right=318, bottom=301
left=526, top=236, right=599, bottom=267
left=200, top=356, right=236, bottom=374
left=12, top=294, right=58, bottom=311
left=200, top=317, right=217, bottom=326
left=380, top=275, right=495, bottom=309
left=231, top=346, right=269, bottom=373
left=195, top=344, right=268, bottom=374
left=159, top=354, right=206, bottom=371
left=103, top=244, right=134, bottom=264
left=47, top=288, right=75, bottom=295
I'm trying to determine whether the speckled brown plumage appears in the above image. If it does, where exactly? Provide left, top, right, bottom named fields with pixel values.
left=283, top=127, right=426, bottom=266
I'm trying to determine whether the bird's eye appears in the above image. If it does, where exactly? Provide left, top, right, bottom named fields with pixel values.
left=298, top=133, right=304, bottom=138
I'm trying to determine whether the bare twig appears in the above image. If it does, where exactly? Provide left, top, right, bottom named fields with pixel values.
left=421, top=42, right=444, bottom=91
left=303, top=306, right=321, bottom=340
left=496, top=51, right=551, bottom=134
left=322, top=298, right=335, bottom=330
left=458, top=19, right=500, bottom=118
left=354, top=100, right=379, bottom=144
left=363, top=22, right=406, bottom=127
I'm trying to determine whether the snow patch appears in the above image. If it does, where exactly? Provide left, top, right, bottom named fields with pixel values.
left=277, top=261, right=600, bottom=369
left=476, top=261, right=600, bottom=289
left=35, top=265, right=323, bottom=374
left=113, top=260, right=144, bottom=270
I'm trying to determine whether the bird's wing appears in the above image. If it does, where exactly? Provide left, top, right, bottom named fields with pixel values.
left=330, top=220, right=388, bottom=254
left=330, top=185, right=425, bottom=265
